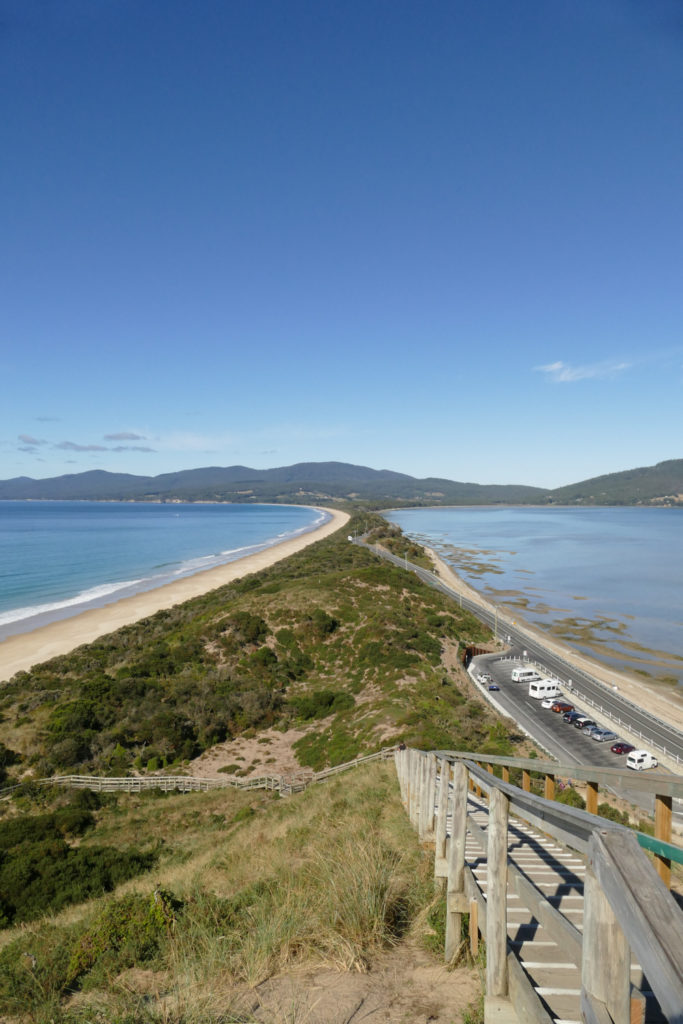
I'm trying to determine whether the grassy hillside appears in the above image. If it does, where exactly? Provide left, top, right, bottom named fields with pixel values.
left=550, top=457, right=683, bottom=506
left=0, top=763, right=484, bottom=1024
left=0, top=515, right=531, bottom=1022
left=0, top=515, right=513, bottom=783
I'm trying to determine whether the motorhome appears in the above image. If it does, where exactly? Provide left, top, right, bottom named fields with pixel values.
left=626, top=750, right=658, bottom=771
left=528, top=679, right=562, bottom=700
left=511, top=666, right=541, bottom=684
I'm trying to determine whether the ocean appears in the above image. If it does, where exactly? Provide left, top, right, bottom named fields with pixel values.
left=387, top=506, right=683, bottom=689
left=0, top=501, right=328, bottom=641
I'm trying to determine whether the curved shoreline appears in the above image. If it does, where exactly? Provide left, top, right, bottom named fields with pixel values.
left=0, top=507, right=349, bottom=684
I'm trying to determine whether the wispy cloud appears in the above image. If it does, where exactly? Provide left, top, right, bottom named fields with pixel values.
left=104, top=431, right=148, bottom=441
left=55, top=441, right=109, bottom=452
left=35, top=416, right=61, bottom=423
left=18, top=434, right=47, bottom=446
left=111, top=445, right=156, bottom=453
left=534, top=359, right=631, bottom=383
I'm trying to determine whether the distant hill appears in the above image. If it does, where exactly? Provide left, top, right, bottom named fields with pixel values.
left=0, top=461, right=546, bottom=505
left=549, top=458, right=683, bottom=506
left=0, top=458, right=680, bottom=506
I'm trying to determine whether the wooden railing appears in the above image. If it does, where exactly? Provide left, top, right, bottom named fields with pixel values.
left=438, top=748, right=683, bottom=888
left=395, top=747, right=683, bottom=1024
left=0, top=746, right=397, bottom=800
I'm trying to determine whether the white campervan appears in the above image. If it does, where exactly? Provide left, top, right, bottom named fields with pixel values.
left=528, top=679, right=562, bottom=700
left=511, top=667, right=541, bottom=684
left=626, top=750, right=658, bottom=771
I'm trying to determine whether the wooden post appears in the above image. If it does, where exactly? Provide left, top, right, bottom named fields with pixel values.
left=419, top=755, right=430, bottom=841
left=486, top=787, right=510, bottom=1000
left=426, top=753, right=438, bottom=839
left=501, top=765, right=509, bottom=784
left=434, top=758, right=450, bottom=872
left=586, top=780, right=599, bottom=816
left=654, top=793, right=673, bottom=888
left=582, top=835, right=631, bottom=1024
left=445, top=761, right=468, bottom=962
left=409, top=751, right=419, bottom=828
left=544, top=773, right=555, bottom=801
left=522, top=769, right=530, bottom=793
left=469, top=897, right=479, bottom=958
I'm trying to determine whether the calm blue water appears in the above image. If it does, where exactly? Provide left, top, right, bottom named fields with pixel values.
left=0, top=502, right=327, bottom=641
left=387, top=507, right=683, bottom=686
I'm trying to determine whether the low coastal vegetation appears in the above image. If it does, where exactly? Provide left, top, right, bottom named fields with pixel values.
left=0, top=515, right=512, bottom=782
left=0, top=514, right=527, bottom=1022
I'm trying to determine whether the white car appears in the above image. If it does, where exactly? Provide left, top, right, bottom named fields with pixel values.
left=541, top=698, right=556, bottom=709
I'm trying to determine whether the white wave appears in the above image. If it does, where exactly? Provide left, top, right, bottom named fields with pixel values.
left=0, top=508, right=331, bottom=633
left=0, top=578, right=144, bottom=627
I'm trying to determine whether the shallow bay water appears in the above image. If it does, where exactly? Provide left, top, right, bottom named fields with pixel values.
left=387, top=506, right=683, bottom=688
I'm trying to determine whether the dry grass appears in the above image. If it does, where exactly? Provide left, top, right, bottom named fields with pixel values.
left=0, top=763, right=483, bottom=1024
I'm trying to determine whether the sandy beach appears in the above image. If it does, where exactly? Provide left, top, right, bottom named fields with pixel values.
left=425, top=545, right=683, bottom=735
left=0, top=508, right=349, bottom=685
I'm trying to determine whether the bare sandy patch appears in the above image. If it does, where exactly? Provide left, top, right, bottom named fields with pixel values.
left=190, top=725, right=315, bottom=779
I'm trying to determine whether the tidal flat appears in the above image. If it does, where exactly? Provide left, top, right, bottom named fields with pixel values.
left=388, top=506, right=683, bottom=692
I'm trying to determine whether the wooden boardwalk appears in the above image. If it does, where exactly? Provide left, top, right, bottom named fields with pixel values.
left=399, top=749, right=683, bottom=1024
left=461, top=795, right=665, bottom=1024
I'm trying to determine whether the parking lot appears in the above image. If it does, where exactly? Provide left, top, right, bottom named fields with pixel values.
left=470, top=654, right=647, bottom=772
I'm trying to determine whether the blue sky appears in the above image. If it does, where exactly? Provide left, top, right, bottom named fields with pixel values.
left=2, top=0, right=682, bottom=489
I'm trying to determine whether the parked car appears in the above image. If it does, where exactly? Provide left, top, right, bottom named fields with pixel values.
left=541, top=698, right=556, bottom=709
left=592, top=729, right=618, bottom=743
left=488, top=684, right=500, bottom=691
left=563, top=710, right=583, bottom=724
left=551, top=701, right=573, bottom=713
left=582, top=723, right=602, bottom=737
left=574, top=717, right=597, bottom=730
left=610, top=742, right=635, bottom=755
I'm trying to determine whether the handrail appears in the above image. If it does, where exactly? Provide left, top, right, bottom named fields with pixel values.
left=396, top=747, right=683, bottom=1024
left=439, top=749, right=683, bottom=873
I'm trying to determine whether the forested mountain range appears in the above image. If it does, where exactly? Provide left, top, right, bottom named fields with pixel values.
left=0, top=458, right=681, bottom=506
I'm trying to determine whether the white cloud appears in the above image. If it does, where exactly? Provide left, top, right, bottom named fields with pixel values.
left=534, top=359, right=631, bottom=383
left=104, top=431, right=148, bottom=441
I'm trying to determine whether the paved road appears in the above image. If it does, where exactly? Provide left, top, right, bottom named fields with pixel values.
left=358, top=541, right=683, bottom=768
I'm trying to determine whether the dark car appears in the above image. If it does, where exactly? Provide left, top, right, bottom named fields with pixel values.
left=610, top=742, right=635, bottom=755
left=488, top=684, right=500, bottom=691
left=551, top=701, right=573, bottom=713
left=563, top=710, right=583, bottom=724
left=574, top=717, right=597, bottom=730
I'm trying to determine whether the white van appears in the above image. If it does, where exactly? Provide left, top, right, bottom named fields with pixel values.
left=528, top=679, right=562, bottom=700
left=511, top=667, right=541, bottom=684
left=626, top=750, right=658, bottom=771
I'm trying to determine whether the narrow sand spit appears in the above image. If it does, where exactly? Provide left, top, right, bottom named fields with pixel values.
left=425, top=545, right=683, bottom=733
left=0, top=508, right=349, bottom=684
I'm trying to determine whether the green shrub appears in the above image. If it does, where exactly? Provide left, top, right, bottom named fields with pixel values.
left=556, top=785, right=585, bottom=809
left=598, top=802, right=630, bottom=826
left=67, top=888, right=182, bottom=985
